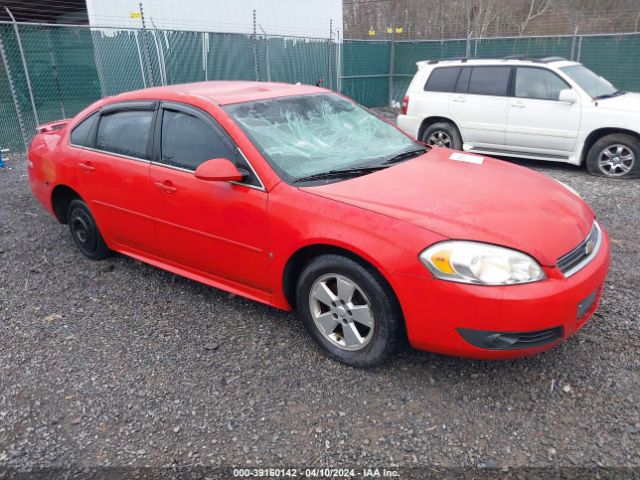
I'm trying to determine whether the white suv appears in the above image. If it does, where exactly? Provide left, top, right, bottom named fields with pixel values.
left=398, top=57, right=640, bottom=178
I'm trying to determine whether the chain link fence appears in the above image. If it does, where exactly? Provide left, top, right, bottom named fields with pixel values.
left=2, top=19, right=640, bottom=153
left=0, top=21, right=337, bottom=153
left=343, top=32, right=640, bottom=107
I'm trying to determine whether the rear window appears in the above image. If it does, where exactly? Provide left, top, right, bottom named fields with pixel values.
left=424, top=67, right=461, bottom=93
left=468, top=66, right=511, bottom=96
left=70, top=112, right=98, bottom=147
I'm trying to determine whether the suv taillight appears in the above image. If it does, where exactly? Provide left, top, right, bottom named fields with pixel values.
left=401, top=96, right=409, bottom=115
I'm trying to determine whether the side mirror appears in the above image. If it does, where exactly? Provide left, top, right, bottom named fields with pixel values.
left=194, top=158, right=244, bottom=182
left=558, top=88, right=578, bottom=103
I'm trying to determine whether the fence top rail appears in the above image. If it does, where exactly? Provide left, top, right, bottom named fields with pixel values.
left=0, top=20, right=334, bottom=42
left=346, top=30, right=640, bottom=43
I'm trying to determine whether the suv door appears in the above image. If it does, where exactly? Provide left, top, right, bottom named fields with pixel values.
left=72, top=102, right=161, bottom=255
left=449, top=66, right=511, bottom=147
left=149, top=102, right=270, bottom=292
left=507, top=66, right=581, bottom=155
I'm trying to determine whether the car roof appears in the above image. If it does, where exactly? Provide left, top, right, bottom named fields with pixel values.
left=107, top=81, right=326, bottom=106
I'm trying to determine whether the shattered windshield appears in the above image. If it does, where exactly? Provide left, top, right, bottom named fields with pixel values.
left=224, top=93, right=420, bottom=182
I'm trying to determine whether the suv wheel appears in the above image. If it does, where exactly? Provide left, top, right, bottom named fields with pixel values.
left=421, top=122, right=462, bottom=150
left=295, top=254, right=404, bottom=368
left=586, top=133, right=640, bottom=178
left=67, top=199, right=111, bottom=260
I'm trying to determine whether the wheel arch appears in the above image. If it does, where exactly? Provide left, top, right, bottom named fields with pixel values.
left=51, top=184, right=82, bottom=224
left=580, top=127, right=640, bottom=165
left=418, top=116, right=462, bottom=142
left=282, top=243, right=400, bottom=311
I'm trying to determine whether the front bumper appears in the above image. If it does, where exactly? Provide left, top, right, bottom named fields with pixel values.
left=393, top=229, right=611, bottom=360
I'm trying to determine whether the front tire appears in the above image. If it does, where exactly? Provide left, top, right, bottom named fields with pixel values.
left=586, top=133, right=640, bottom=178
left=295, top=254, right=404, bottom=368
left=421, top=121, right=463, bottom=150
left=67, top=199, right=111, bottom=260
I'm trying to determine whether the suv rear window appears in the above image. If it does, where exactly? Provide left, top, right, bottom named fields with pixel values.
left=468, top=66, right=511, bottom=96
left=424, top=67, right=461, bottom=93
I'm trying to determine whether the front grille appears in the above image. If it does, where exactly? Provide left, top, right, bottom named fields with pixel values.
left=557, top=222, right=601, bottom=277
left=457, top=326, right=563, bottom=350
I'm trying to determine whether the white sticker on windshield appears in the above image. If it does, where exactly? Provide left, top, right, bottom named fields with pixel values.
left=449, top=152, right=484, bottom=165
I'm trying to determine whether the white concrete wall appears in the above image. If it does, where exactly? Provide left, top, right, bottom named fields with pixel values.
left=86, top=0, right=343, bottom=39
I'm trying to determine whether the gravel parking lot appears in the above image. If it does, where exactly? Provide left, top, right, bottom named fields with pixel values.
left=1, top=118, right=639, bottom=476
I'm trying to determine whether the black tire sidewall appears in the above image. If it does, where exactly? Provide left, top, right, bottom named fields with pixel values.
left=295, top=254, right=403, bottom=368
left=422, top=122, right=463, bottom=150
left=586, top=134, right=640, bottom=179
left=67, top=199, right=110, bottom=260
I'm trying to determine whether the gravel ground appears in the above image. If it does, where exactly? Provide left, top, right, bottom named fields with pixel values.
left=1, top=119, right=639, bottom=477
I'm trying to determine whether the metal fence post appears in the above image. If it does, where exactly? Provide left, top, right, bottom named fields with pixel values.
left=133, top=30, right=148, bottom=88
left=149, top=22, right=167, bottom=86
left=576, top=35, right=583, bottom=62
left=570, top=24, right=579, bottom=60
left=335, top=29, right=342, bottom=93
left=139, top=2, right=155, bottom=87
left=0, top=32, right=29, bottom=153
left=5, top=7, right=39, bottom=127
left=45, top=29, right=66, bottom=119
left=202, top=32, right=208, bottom=81
left=258, top=24, right=271, bottom=82
left=252, top=10, right=260, bottom=81
left=328, top=19, right=334, bottom=90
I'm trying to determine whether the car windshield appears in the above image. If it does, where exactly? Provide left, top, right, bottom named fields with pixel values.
left=224, top=93, right=421, bottom=183
left=560, top=65, right=619, bottom=98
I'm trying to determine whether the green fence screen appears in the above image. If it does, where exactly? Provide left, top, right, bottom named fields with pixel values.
left=1, top=22, right=639, bottom=153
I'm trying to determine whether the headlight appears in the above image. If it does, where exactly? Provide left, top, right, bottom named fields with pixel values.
left=419, top=241, right=546, bottom=285
left=553, top=178, right=581, bottom=198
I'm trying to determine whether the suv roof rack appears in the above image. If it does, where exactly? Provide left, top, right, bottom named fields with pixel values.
left=502, top=55, right=567, bottom=63
left=426, top=56, right=469, bottom=65
left=422, top=55, right=568, bottom=66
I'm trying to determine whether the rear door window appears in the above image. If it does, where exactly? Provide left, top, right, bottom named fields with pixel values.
left=455, top=67, right=471, bottom=93
left=96, top=110, right=154, bottom=159
left=468, top=66, right=511, bottom=96
left=424, top=67, right=461, bottom=92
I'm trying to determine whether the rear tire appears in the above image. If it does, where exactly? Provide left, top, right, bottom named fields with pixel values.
left=421, top=121, right=463, bottom=150
left=295, top=254, right=404, bottom=368
left=586, top=133, right=640, bottom=178
left=67, top=199, right=111, bottom=260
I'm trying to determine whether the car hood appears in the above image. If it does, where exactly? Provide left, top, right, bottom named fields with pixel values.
left=301, top=148, right=595, bottom=266
left=596, top=92, right=640, bottom=112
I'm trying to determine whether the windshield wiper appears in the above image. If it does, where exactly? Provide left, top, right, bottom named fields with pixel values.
left=380, top=147, right=428, bottom=165
left=594, top=90, right=625, bottom=100
left=293, top=165, right=388, bottom=183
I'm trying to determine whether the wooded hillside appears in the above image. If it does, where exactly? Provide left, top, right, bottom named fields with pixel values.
left=344, top=0, right=640, bottom=39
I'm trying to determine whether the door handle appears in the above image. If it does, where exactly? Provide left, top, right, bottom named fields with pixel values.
left=155, top=180, right=178, bottom=194
left=452, top=95, right=466, bottom=103
left=511, top=101, right=526, bottom=108
left=78, top=161, right=95, bottom=172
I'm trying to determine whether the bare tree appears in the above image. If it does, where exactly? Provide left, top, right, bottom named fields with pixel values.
left=511, top=0, right=553, bottom=35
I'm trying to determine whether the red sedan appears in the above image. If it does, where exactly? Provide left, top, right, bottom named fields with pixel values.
left=28, top=81, right=610, bottom=367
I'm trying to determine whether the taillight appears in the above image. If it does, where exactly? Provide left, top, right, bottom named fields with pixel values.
left=401, top=96, right=409, bottom=115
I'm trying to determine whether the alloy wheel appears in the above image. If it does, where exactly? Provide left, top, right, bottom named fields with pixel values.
left=427, top=131, right=451, bottom=148
left=308, top=273, right=375, bottom=351
left=598, top=144, right=635, bottom=177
